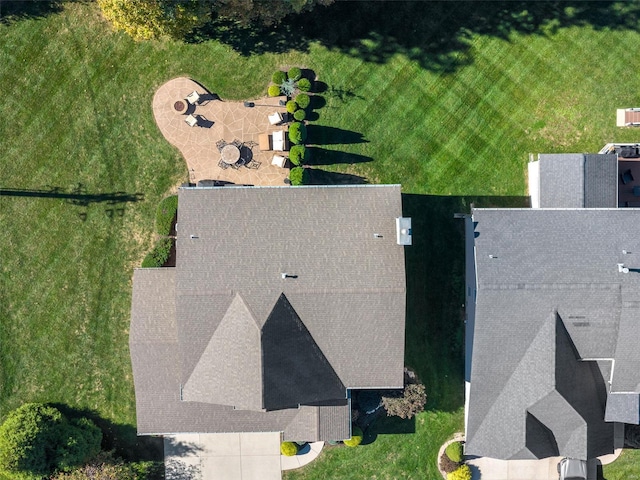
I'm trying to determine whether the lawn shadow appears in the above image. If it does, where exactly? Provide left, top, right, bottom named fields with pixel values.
left=401, top=194, right=530, bottom=412
left=306, top=147, right=372, bottom=166
left=190, top=1, right=640, bottom=72
left=0, top=185, right=144, bottom=207
left=307, top=125, right=368, bottom=146
left=51, top=404, right=163, bottom=462
left=0, top=0, right=63, bottom=25
left=306, top=169, right=368, bottom=185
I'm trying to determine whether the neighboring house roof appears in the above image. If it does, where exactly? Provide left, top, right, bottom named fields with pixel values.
left=537, top=154, right=618, bottom=208
left=466, top=208, right=640, bottom=460
left=130, top=185, right=407, bottom=440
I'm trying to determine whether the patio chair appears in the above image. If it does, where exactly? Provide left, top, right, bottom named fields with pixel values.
left=272, top=155, right=287, bottom=168
left=216, top=139, right=227, bottom=152
left=185, top=114, right=198, bottom=127
left=246, top=160, right=261, bottom=170
left=621, top=169, right=634, bottom=184
left=217, top=158, right=229, bottom=170
left=268, top=112, right=283, bottom=125
left=272, top=130, right=287, bottom=151
left=186, top=91, right=201, bottom=105
left=231, top=138, right=243, bottom=148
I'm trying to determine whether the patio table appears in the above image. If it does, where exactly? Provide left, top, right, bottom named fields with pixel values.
left=221, top=144, right=240, bottom=164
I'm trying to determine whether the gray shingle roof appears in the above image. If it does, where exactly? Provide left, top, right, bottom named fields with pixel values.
left=466, top=208, right=640, bottom=460
left=538, top=154, right=617, bottom=208
left=130, top=185, right=406, bottom=440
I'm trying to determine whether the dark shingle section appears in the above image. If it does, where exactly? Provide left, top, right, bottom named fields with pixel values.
left=538, top=154, right=617, bottom=208
left=262, top=294, right=345, bottom=410
left=467, top=208, right=640, bottom=460
left=583, top=154, right=618, bottom=208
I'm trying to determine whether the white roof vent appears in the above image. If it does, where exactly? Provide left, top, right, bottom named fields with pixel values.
left=396, top=217, right=412, bottom=245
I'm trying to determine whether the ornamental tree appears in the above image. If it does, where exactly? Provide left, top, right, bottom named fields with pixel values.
left=381, top=367, right=427, bottom=419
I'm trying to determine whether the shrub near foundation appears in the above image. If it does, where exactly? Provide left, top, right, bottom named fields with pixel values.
left=445, top=441, right=463, bottom=463
left=280, top=442, right=298, bottom=456
left=155, top=195, right=177, bottom=235
left=343, top=426, right=363, bottom=447
left=447, top=464, right=472, bottom=480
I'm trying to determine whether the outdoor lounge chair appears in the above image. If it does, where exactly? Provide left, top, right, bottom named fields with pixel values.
left=186, top=91, right=201, bottom=105
left=185, top=115, right=198, bottom=127
left=268, top=112, right=283, bottom=125
left=621, top=169, right=634, bottom=184
left=272, top=155, right=287, bottom=168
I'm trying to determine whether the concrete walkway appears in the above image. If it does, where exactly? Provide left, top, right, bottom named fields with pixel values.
left=152, top=77, right=290, bottom=187
left=281, top=441, right=324, bottom=470
left=164, top=432, right=282, bottom=480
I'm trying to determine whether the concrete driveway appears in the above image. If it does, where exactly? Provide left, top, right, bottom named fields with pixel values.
left=164, top=432, right=282, bottom=480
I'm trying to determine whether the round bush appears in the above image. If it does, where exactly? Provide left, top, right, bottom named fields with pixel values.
left=288, top=167, right=305, bottom=186
left=268, top=85, right=281, bottom=97
left=343, top=426, right=363, bottom=447
left=445, top=441, right=463, bottom=463
left=286, top=100, right=298, bottom=114
left=272, top=70, right=286, bottom=85
left=287, top=67, right=302, bottom=81
left=447, top=464, right=472, bottom=480
left=155, top=195, right=178, bottom=235
left=293, top=109, right=306, bottom=121
left=289, top=145, right=307, bottom=166
left=295, top=93, right=310, bottom=109
left=280, top=442, right=298, bottom=456
left=297, top=78, right=311, bottom=92
left=288, top=122, right=307, bottom=145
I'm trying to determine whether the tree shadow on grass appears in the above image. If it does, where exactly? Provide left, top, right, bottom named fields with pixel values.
left=192, top=1, right=640, bottom=72
left=51, top=404, right=163, bottom=463
left=306, top=168, right=368, bottom=185
left=401, top=194, right=530, bottom=412
left=307, top=125, right=368, bottom=146
left=306, top=147, right=372, bottom=166
left=0, top=0, right=63, bottom=25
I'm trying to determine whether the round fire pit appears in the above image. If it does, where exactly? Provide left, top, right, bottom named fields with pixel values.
left=174, top=100, right=186, bottom=113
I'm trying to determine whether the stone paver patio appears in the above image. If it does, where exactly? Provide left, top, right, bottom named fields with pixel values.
left=153, top=77, right=291, bottom=186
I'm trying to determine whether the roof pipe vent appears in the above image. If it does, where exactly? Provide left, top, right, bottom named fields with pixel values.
left=617, top=263, right=630, bottom=273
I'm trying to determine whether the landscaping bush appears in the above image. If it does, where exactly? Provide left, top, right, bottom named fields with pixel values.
left=445, top=441, right=464, bottom=463
left=288, top=122, right=307, bottom=145
left=141, top=238, right=173, bottom=268
left=288, top=145, right=307, bottom=166
left=381, top=367, right=427, bottom=419
left=0, top=403, right=102, bottom=480
left=268, top=85, right=281, bottom=97
left=447, top=464, right=472, bottom=480
left=51, top=451, right=162, bottom=480
left=293, top=109, right=306, bottom=121
left=272, top=70, right=286, bottom=85
left=289, top=167, right=309, bottom=186
left=295, top=93, right=310, bottom=109
left=286, top=100, right=298, bottom=114
left=440, top=453, right=460, bottom=474
left=155, top=195, right=178, bottom=235
left=297, top=78, right=311, bottom=92
left=287, top=67, right=302, bottom=81
left=343, top=426, right=363, bottom=447
left=280, top=78, right=296, bottom=97
left=280, top=442, right=298, bottom=456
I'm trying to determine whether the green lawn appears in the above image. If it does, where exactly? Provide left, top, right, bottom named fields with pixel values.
left=1, top=1, right=639, bottom=477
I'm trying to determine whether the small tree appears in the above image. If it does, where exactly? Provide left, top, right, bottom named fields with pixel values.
left=343, top=426, right=363, bottom=447
left=381, top=368, right=427, bottom=419
left=295, top=93, right=310, bottom=109
left=287, top=67, right=302, bottom=81
left=268, top=85, right=281, bottom=97
left=293, top=109, right=306, bottom=121
left=297, top=78, right=311, bottom=92
left=288, top=122, right=307, bottom=145
left=447, top=464, right=472, bottom=480
left=272, top=71, right=286, bottom=85
left=289, top=145, right=307, bottom=166
left=0, top=404, right=102, bottom=479
left=286, top=100, right=298, bottom=114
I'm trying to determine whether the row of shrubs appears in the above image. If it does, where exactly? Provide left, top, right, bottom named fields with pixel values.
left=269, top=68, right=311, bottom=97
left=442, top=441, right=471, bottom=480
left=142, top=195, right=178, bottom=268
